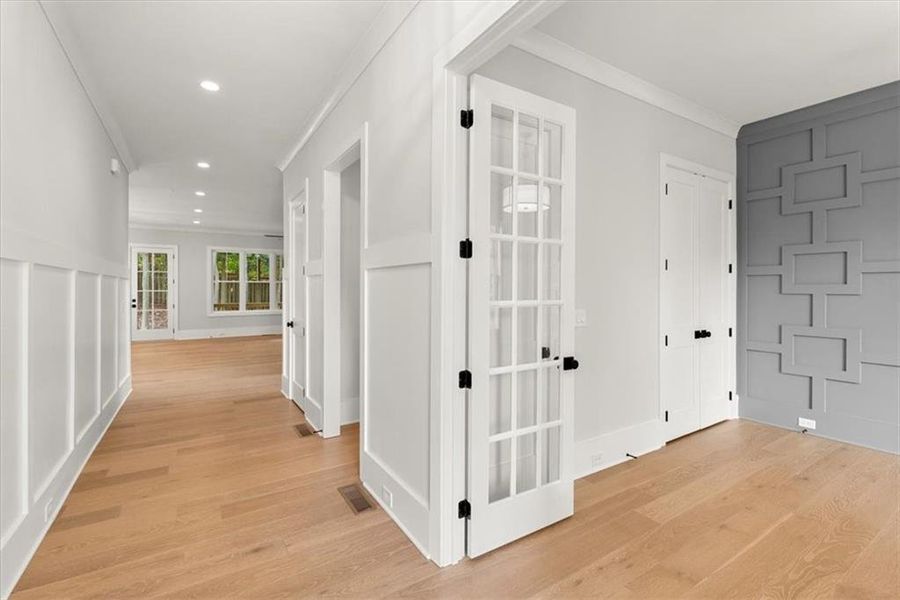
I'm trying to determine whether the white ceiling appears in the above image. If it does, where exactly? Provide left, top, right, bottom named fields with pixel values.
left=52, top=0, right=386, bottom=234
left=536, top=1, right=900, bottom=127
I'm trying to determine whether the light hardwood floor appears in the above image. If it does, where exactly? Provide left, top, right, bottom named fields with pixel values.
left=12, top=336, right=899, bottom=599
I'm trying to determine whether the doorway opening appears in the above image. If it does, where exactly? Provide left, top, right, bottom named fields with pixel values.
left=339, top=159, right=362, bottom=426
left=130, top=244, right=177, bottom=341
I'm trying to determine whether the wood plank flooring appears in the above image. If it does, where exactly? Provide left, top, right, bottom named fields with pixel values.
left=12, top=336, right=899, bottom=598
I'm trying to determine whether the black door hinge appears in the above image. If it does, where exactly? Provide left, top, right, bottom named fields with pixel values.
left=458, top=499, right=471, bottom=519
left=728, top=199, right=733, bottom=209
left=665, top=183, right=668, bottom=195
left=562, top=356, right=580, bottom=371
left=664, top=335, right=668, bottom=347
left=729, top=391, right=733, bottom=401
left=458, top=370, right=472, bottom=389
left=728, top=327, right=733, bottom=337
left=665, top=410, right=669, bottom=422
left=728, top=263, right=733, bottom=274
left=459, top=238, right=473, bottom=259
left=460, top=109, right=474, bottom=129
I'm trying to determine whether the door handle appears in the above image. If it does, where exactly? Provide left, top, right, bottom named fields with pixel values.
left=562, top=356, right=579, bottom=371
left=694, top=329, right=712, bottom=339
left=286, top=321, right=294, bottom=328
left=131, top=299, right=137, bottom=308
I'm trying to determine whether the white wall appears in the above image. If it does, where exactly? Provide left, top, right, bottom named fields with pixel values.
left=475, top=47, right=737, bottom=476
left=340, top=162, right=361, bottom=423
left=0, top=2, right=131, bottom=597
left=129, top=227, right=283, bottom=338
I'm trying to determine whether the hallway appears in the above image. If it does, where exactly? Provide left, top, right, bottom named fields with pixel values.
left=9, top=338, right=896, bottom=598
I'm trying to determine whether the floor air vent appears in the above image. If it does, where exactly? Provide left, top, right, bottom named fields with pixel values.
left=294, top=423, right=315, bottom=438
left=338, top=484, right=374, bottom=515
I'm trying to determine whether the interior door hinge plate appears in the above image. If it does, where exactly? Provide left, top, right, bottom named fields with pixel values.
left=458, top=499, right=471, bottom=519
left=460, top=109, right=474, bottom=129
left=458, top=370, right=472, bottom=389
left=459, top=238, right=473, bottom=259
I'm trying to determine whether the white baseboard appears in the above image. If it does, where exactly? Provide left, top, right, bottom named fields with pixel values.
left=574, top=418, right=664, bottom=480
left=341, top=396, right=360, bottom=425
left=174, top=325, right=281, bottom=340
left=0, top=377, right=132, bottom=600
left=281, top=375, right=290, bottom=399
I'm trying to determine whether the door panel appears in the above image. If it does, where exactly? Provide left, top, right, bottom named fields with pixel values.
left=698, top=177, right=731, bottom=427
left=290, top=202, right=307, bottom=411
left=468, top=75, right=576, bottom=557
left=131, top=247, right=175, bottom=341
left=660, top=168, right=699, bottom=440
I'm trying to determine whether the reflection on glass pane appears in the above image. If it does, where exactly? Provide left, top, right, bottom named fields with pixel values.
left=542, top=366, right=560, bottom=423
left=489, top=439, right=511, bottom=503
left=491, top=105, right=514, bottom=169
left=518, top=242, right=538, bottom=300
left=136, top=253, right=147, bottom=271
left=136, top=291, right=147, bottom=311
left=542, top=244, right=561, bottom=300
left=517, top=370, right=536, bottom=428
left=247, top=282, right=270, bottom=310
left=153, top=272, right=168, bottom=290
left=541, top=305, right=560, bottom=361
left=153, top=253, right=168, bottom=272
left=214, top=282, right=240, bottom=311
left=491, top=172, right=513, bottom=235
left=490, top=307, right=512, bottom=368
left=135, top=310, right=145, bottom=330
left=542, top=426, right=561, bottom=485
left=152, top=291, right=167, bottom=309
left=543, top=183, right=561, bottom=240
left=517, top=306, right=537, bottom=365
left=151, top=310, right=168, bottom=330
left=490, top=374, right=512, bottom=435
left=517, top=180, right=540, bottom=237
left=542, top=121, right=562, bottom=179
left=517, top=433, right=537, bottom=493
left=518, top=113, right=539, bottom=175
left=490, top=240, right=512, bottom=301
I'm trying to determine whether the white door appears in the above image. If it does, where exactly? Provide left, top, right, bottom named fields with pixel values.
left=660, top=159, right=734, bottom=441
left=289, top=201, right=308, bottom=411
left=467, top=75, right=577, bottom=557
left=130, top=246, right=176, bottom=341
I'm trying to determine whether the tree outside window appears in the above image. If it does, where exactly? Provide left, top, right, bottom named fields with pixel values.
left=210, top=248, right=282, bottom=314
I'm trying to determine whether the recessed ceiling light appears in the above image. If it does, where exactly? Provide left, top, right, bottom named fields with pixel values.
left=194, top=208, right=203, bottom=213
left=197, top=161, right=210, bottom=169
left=193, top=220, right=201, bottom=225
left=199, top=80, right=220, bottom=92
left=195, top=191, right=206, bottom=197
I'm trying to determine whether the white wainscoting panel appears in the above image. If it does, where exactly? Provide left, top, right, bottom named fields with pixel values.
left=74, top=272, right=100, bottom=442
left=28, top=265, right=73, bottom=500
left=0, top=261, right=132, bottom=599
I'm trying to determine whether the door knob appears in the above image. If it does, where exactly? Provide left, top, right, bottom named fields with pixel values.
left=131, top=299, right=137, bottom=308
left=694, top=329, right=712, bottom=339
left=286, top=321, right=294, bottom=328
left=563, top=356, right=579, bottom=371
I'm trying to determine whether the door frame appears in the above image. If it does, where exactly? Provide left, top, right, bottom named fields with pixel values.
left=286, top=184, right=309, bottom=410
left=657, top=153, right=737, bottom=431
left=129, top=244, right=178, bottom=341
left=431, top=0, right=565, bottom=566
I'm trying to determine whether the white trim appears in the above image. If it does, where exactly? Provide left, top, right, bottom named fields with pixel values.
left=129, top=222, right=283, bottom=238
left=38, top=1, right=136, bottom=171
left=574, top=420, right=664, bottom=480
left=341, top=396, right=360, bottom=425
left=511, top=29, right=741, bottom=139
left=276, top=2, right=419, bottom=171
left=171, top=325, right=281, bottom=341
left=129, top=244, right=178, bottom=340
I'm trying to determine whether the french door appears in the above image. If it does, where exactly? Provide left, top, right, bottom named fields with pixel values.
left=660, top=158, right=734, bottom=441
left=130, top=246, right=176, bottom=341
left=467, top=75, right=577, bottom=557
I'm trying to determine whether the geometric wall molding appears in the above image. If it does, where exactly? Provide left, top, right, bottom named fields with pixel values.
left=737, top=83, right=900, bottom=454
left=781, top=325, right=862, bottom=384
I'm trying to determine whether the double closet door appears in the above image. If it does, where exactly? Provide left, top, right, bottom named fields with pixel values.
left=660, top=159, right=735, bottom=442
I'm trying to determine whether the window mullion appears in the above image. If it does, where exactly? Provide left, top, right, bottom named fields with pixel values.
left=240, top=251, right=247, bottom=312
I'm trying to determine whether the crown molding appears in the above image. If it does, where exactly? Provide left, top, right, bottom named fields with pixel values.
left=129, top=222, right=283, bottom=238
left=276, top=0, right=419, bottom=171
left=511, top=28, right=741, bottom=139
left=39, top=1, right=136, bottom=172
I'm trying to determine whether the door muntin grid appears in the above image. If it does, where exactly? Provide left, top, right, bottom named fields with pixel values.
left=135, top=251, right=170, bottom=330
left=487, top=103, right=565, bottom=504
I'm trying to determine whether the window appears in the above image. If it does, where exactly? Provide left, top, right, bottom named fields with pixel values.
left=210, top=248, right=283, bottom=315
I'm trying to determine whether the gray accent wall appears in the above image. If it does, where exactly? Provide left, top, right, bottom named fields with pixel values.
left=737, top=82, right=900, bottom=453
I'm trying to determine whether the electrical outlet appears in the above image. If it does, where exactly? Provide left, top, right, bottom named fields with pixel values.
left=798, top=417, right=816, bottom=430
left=44, top=497, right=55, bottom=523
left=381, top=485, right=393, bottom=508
left=591, top=453, right=603, bottom=468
